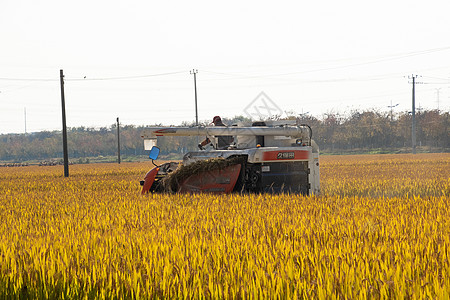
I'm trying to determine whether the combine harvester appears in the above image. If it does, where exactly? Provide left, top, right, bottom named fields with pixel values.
left=140, top=120, right=320, bottom=195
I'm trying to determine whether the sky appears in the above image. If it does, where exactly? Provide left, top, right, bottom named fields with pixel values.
left=1, top=0, right=449, bottom=134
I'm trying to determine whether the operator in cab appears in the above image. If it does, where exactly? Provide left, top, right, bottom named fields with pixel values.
left=198, top=116, right=234, bottom=150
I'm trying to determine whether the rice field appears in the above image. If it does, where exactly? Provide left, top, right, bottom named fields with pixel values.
left=0, top=153, right=449, bottom=299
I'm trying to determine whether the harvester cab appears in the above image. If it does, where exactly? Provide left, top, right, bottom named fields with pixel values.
left=139, top=120, right=320, bottom=195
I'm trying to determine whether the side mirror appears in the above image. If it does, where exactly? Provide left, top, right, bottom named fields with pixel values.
left=149, top=146, right=160, bottom=160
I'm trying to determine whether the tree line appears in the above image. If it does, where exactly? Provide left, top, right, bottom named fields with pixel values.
left=300, top=109, right=448, bottom=152
left=0, top=109, right=448, bottom=162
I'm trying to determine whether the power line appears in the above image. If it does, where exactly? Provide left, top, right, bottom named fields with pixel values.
left=200, top=46, right=450, bottom=73
left=66, top=71, right=186, bottom=81
left=0, top=71, right=186, bottom=82
left=2, top=46, right=449, bottom=83
left=202, top=46, right=450, bottom=79
left=200, top=69, right=406, bottom=83
left=422, top=75, right=450, bottom=81
left=0, top=77, right=57, bottom=82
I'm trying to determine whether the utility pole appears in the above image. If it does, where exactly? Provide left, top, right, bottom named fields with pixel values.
left=117, top=117, right=121, bottom=164
left=435, top=88, right=441, bottom=112
left=24, top=107, right=27, bottom=134
left=60, top=69, right=69, bottom=177
left=409, top=74, right=419, bottom=154
left=190, top=69, right=198, bottom=126
left=387, top=101, right=399, bottom=122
